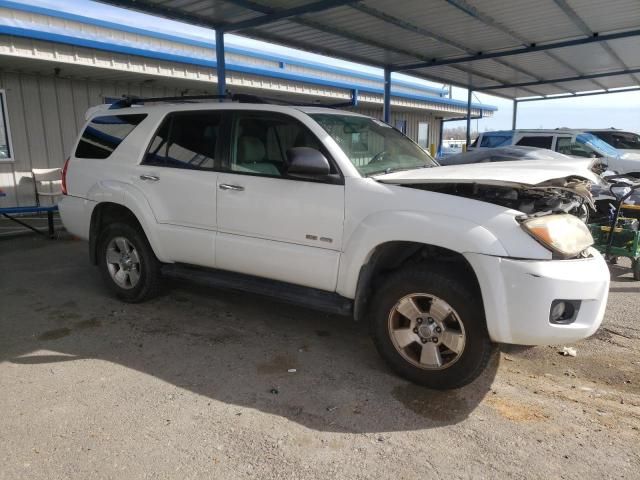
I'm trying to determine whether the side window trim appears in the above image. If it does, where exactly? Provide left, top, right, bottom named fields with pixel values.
left=75, top=113, right=147, bottom=160
left=142, top=110, right=223, bottom=171
left=226, top=110, right=344, bottom=185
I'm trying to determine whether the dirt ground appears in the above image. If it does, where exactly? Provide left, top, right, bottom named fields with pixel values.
left=1, top=234, right=639, bottom=480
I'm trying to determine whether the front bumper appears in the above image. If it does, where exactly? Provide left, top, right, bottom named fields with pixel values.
left=465, top=248, right=610, bottom=345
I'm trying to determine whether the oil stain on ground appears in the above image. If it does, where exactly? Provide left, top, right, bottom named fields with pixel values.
left=257, top=354, right=298, bottom=375
left=37, top=327, right=71, bottom=341
left=37, top=317, right=102, bottom=341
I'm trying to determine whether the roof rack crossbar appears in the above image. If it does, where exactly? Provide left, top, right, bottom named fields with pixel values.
left=107, top=92, right=357, bottom=110
left=109, top=94, right=230, bottom=109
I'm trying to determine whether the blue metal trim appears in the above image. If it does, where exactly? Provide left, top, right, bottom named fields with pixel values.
left=0, top=24, right=493, bottom=111
left=383, top=67, right=391, bottom=123
left=0, top=25, right=218, bottom=68
left=0, top=0, right=446, bottom=96
left=0, top=0, right=216, bottom=49
left=0, top=205, right=58, bottom=214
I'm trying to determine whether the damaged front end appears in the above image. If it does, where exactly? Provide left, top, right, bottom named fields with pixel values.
left=404, top=177, right=594, bottom=221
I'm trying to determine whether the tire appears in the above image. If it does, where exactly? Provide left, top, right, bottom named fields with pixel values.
left=370, top=265, right=494, bottom=390
left=97, top=222, right=161, bottom=303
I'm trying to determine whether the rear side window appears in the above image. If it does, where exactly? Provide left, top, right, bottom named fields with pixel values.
left=480, top=135, right=512, bottom=148
left=516, top=136, right=553, bottom=149
left=144, top=111, right=222, bottom=170
left=75, top=114, right=147, bottom=159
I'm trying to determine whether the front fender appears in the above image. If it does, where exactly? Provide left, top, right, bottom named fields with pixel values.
left=88, top=181, right=170, bottom=262
left=336, top=210, right=508, bottom=298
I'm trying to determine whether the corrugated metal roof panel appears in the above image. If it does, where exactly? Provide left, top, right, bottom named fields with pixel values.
left=608, top=37, right=640, bottom=68
left=566, top=0, right=640, bottom=33
left=94, top=0, right=640, bottom=98
left=466, top=0, right=584, bottom=42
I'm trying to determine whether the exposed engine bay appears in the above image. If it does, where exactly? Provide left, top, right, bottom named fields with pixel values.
left=406, top=178, right=593, bottom=220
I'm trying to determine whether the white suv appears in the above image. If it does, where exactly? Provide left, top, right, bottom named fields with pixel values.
left=60, top=98, right=610, bottom=389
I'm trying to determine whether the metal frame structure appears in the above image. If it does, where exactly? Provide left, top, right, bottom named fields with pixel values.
left=98, top=0, right=640, bottom=142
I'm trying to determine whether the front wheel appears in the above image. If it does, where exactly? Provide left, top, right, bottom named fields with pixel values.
left=370, top=266, right=494, bottom=389
left=97, top=222, right=161, bottom=303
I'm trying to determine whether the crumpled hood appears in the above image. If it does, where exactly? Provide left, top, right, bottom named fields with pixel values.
left=373, top=158, right=600, bottom=187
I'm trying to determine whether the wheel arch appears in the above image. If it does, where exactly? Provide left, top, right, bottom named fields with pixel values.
left=353, top=241, right=483, bottom=323
left=89, top=201, right=163, bottom=265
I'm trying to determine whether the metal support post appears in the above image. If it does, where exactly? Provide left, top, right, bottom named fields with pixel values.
left=465, top=89, right=472, bottom=148
left=215, top=29, right=226, bottom=99
left=383, top=67, right=391, bottom=123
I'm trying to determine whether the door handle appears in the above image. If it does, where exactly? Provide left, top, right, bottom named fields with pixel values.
left=219, top=184, right=245, bottom=191
left=139, top=174, right=160, bottom=182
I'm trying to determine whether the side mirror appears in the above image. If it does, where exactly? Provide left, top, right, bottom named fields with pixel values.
left=286, top=147, right=330, bottom=176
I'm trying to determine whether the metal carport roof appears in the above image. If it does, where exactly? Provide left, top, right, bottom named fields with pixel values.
left=99, top=0, right=640, bottom=101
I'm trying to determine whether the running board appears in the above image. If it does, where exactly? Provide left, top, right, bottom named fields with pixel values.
left=162, top=264, right=353, bottom=317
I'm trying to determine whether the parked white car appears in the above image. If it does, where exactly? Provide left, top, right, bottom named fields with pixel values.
left=439, top=145, right=605, bottom=172
left=586, top=129, right=640, bottom=169
left=59, top=99, right=610, bottom=389
left=469, top=128, right=640, bottom=174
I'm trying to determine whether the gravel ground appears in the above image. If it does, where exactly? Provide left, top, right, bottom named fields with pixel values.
left=1, top=235, right=639, bottom=480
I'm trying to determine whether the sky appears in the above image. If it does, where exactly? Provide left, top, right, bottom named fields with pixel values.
left=18, top=0, right=640, bottom=133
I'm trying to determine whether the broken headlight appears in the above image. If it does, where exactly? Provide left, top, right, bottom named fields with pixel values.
left=521, top=214, right=594, bottom=258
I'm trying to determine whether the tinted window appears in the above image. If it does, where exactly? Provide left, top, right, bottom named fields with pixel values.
left=516, top=136, right=552, bottom=149
left=480, top=135, right=512, bottom=148
left=76, top=114, right=147, bottom=159
left=229, top=112, right=329, bottom=178
left=590, top=131, right=640, bottom=150
left=576, top=133, right=619, bottom=157
left=555, top=137, right=573, bottom=155
left=144, top=112, right=222, bottom=170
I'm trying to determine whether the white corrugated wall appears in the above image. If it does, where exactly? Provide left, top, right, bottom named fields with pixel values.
left=0, top=71, right=182, bottom=207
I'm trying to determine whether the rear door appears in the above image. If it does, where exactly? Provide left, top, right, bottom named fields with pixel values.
left=135, top=110, right=223, bottom=266
left=215, top=110, right=345, bottom=291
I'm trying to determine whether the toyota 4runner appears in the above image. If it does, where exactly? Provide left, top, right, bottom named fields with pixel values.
left=59, top=98, right=610, bottom=389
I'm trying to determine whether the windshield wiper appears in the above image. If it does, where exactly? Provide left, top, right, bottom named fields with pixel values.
left=366, top=165, right=433, bottom=177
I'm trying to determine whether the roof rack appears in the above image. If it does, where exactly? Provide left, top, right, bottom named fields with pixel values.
left=108, top=92, right=357, bottom=110
left=108, top=94, right=230, bottom=109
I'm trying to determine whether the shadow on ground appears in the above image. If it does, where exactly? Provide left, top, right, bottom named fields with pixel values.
left=1, top=236, right=498, bottom=433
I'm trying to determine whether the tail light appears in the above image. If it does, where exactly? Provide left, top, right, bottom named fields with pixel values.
left=61, top=157, right=70, bottom=195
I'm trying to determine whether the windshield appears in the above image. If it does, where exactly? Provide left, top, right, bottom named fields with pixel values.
left=310, top=114, right=438, bottom=176
left=589, top=131, right=640, bottom=150
left=575, top=133, right=620, bottom=158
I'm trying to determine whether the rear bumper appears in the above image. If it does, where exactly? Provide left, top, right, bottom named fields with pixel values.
left=58, top=195, right=95, bottom=240
left=465, top=249, right=610, bottom=345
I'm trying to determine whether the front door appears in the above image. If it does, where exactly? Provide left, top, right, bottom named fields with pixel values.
left=216, top=111, right=345, bottom=291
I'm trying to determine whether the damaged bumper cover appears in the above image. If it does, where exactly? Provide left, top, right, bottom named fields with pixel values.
left=465, top=248, right=609, bottom=345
